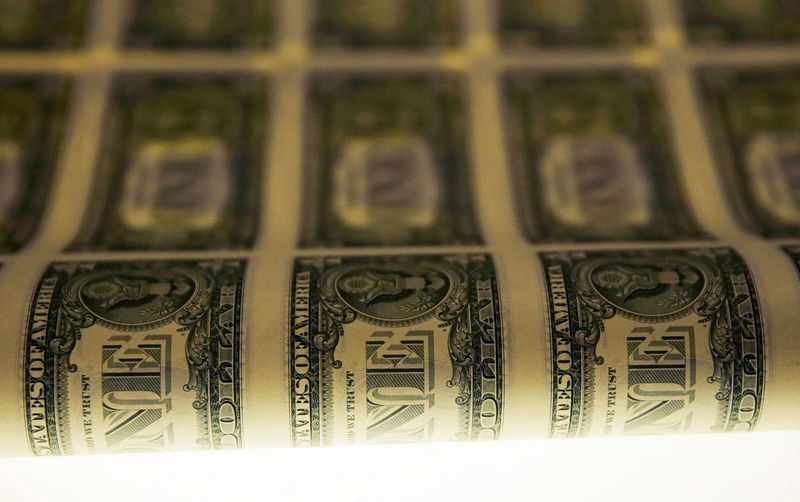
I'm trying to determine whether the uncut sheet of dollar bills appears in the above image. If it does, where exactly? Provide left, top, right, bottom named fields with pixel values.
left=1, top=0, right=800, bottom=456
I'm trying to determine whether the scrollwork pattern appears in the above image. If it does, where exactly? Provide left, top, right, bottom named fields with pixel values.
left=315, top=266, right=358, bottom=369
left=48, top=266, right=216, bottom=405
left=435, top=268, right=469, bottom=323
left=180, top=288, right=215, bottom=409
left=45, top=292, right=96, bottom=372
left=573, top=272, right=616, bottom=365
left=317, top=260, right=477, bottom=407
left=313, top=319, right=344, bottom=369
left=569, top=253, right=743, bottom=402
left=445, top=311, right=475, bottom=405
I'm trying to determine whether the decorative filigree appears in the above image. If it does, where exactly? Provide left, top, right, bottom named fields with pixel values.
left=180, top=288, right=215, bottom=409
left=49, top=266, right=216, bottom=406
left=707, top=315, right=736, bottom=400
left=438, top=267, right=472, bottom=406
left=573, top=269, right=617, bottom=365
left=569, top=253, right=746, bottom=404
left=53, top=283, right=99, bottom=372
left=445, top=311, right=475, bottom=405
left=692, top=268, right=726, bottom=318
left=314, top=271, right=358, bottom=369
left=316, top=260, right=478, bottom=407
left=313, top=320, right=344, bottom=369
left=319, top=282, right=357, bottom=325
left=435, top=269, right=469, bottom=323
left=691, top=259, right=733, bottom=400
left=571, top=255, right=728, bottom=368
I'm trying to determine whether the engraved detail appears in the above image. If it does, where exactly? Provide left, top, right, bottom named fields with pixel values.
left=316, top=260, right=475, bottom=406
left=24, top=261, right=245, bottom=455
left=55, top=266, right=215, bottom=408
left=289, top=255, right=503, bottom=446
left=543, top=249, right=764, bottom=438
left=572, top=254, right=727, bottom=375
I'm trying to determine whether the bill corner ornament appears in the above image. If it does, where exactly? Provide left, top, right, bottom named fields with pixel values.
left=24, top=260, right=246, bottom=455
left=540, top=248, right=763, bottom=438
left=289, top=254, right=503, bottom=446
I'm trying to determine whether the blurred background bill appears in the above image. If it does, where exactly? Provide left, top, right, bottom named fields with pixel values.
left=503, top=71, right=704, bottom=242
left=69, top=75, right=268, bottom=251
left=300, top=73, right=481, bottom=247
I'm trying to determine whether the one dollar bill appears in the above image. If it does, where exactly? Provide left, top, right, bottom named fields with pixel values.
left=24, top=260, right=246, bottom=455
left=541, top=248, right=763, bottom=437
left=289, top=254, right=503, bottom=446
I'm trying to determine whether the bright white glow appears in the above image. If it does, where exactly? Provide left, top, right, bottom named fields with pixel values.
left=0, top=432, right=797, bottom=502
